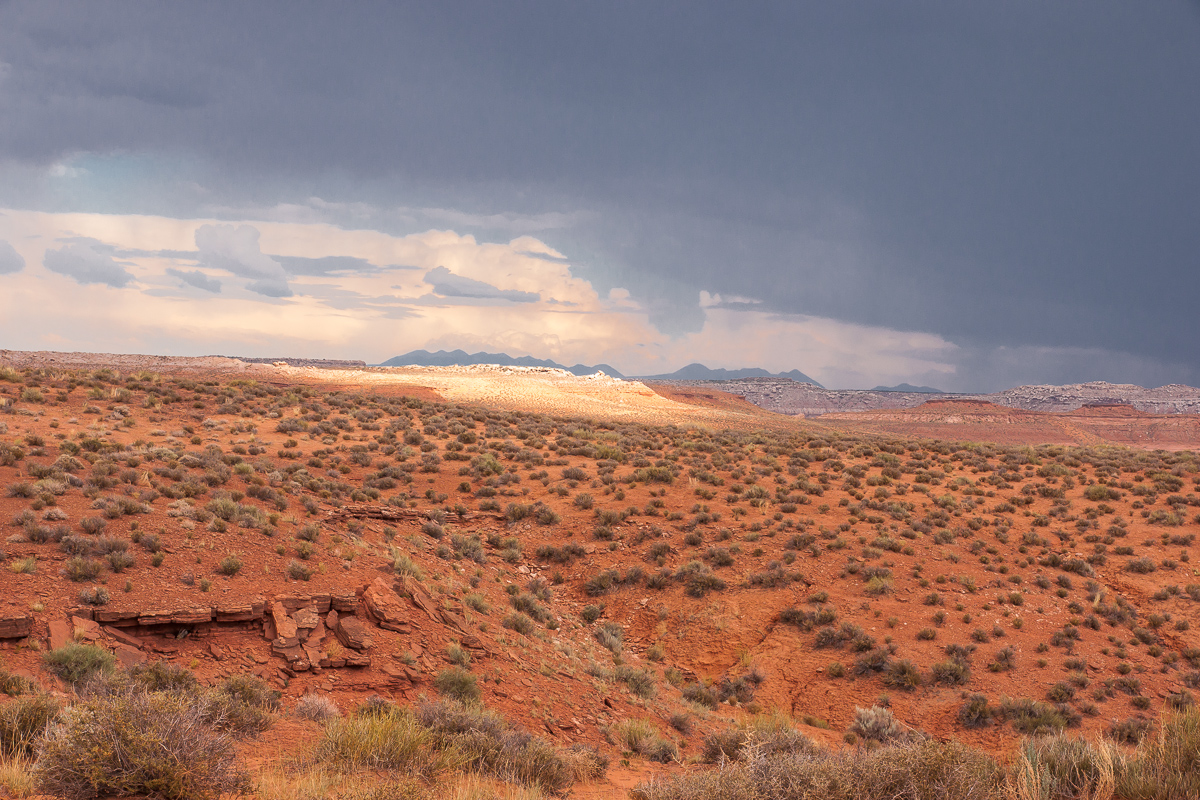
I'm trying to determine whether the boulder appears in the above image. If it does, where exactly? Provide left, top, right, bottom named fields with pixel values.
left=293, top=606, right=320, bottom=632
left=343, top=652, right=371, bottom=668
left=48, top=619, right=71, bottom=651
left=102, top=626, right=143, bottom=649
left=362, top=578, right=411, bottom=632
left=114, top=644, right=146, bottom=668
left=71, top=615, right=102, bottom=641
left=335, top=615, right=373, bottom=651
left=270, top=602, right=299, bottom=648
left=331, top=592, right=358, bottom=613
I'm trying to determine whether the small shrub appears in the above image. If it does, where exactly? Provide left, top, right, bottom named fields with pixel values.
left=78, top=586, right=110, bottom=606
left=216, top=554, right=242, bottom=576
left=615, top=665, right=657, bottom=699
left=34, top=686, right=247, bottom=800
left=931, top=659, right=970, bottom=686
left=296, top=693, right=340, bottom=722
left=595, top=622, right=624, bottom=654
left=210, top=674, right=280, bottom=733
left=882, top=659, right=922, bottom=691
left=433, top=667, right=481, bottom=704
left=611, top=718, right=677, bottom=763
left=63, top=556, right=102, bottom=582
left=959, top=694, right=993, bottom=728
left=502, top=612, right=535, bottom=635
left=849, top=705, right=906, bottom=743
left=682, top=682, right=719, bottom=709
left=42, top=643, right=116, bottom=685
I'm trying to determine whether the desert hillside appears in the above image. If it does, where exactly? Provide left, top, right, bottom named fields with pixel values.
left=1, top=353, right=1198, bottom=799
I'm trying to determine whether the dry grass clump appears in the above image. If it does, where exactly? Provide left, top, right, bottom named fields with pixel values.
left=314, top=706, right=451, bottom=778
left=1116, top=707, right=1200, bottom=800
left=702, top=714, right=817, bottom=764
left=296, top=693, right=341, bottom=722
left=633, top=738, right=1001, bottom=800
left=315, top=699, right=603, bottom=794
left=0, top=694, right=60, bottom=759
left=609, top=718, right=678, bottom=763
left=0, top=666, right=36, bottom=697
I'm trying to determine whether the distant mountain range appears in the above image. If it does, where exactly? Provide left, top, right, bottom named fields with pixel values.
left=872, top=383, right=944, bottom=393
left=377, top=351, right=826, bottom=387
left=378, top=350, right=627, bottom=379
left=636, top=363, right=822, bottom=386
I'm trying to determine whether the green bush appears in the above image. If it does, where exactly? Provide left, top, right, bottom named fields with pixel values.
left=932, top=659, right=970, bottom=686
left=128, top=661, right=201, bottom=694
left=433, top=667, right=481, bottom=704
left=615, top=665, right=657, bottom=699
left=315, top=707, right=446, bottom=776
left=42, top=643, right=116, bottom=685
left=881, top=659, right=922, bottom=691
left=1000, top=697, right=1067, bottom=735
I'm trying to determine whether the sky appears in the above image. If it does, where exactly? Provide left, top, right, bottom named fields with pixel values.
left=1, top=1, right=1198, bottom=391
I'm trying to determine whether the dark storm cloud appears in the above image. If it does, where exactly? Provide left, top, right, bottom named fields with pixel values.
left=0, top=240, right=25, bottom=274
left=43, top=242, right=134, bottom=287
left=424, top=266, right=539, bottom=303
left=1, top=2, right=1198, bottom=388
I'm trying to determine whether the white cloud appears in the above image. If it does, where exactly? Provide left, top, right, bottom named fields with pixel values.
left=43, top=242, right=134, bottom=287
left=195, top=224, right=292, bottom=297
left=0, top=207, right=974, bottom=386
left=699, top=290, right=762, bottom=308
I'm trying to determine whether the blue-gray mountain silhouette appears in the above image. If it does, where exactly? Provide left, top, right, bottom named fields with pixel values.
left=636, top=363, right=822, bottom=386
left=379, top=349, right=625, bottom=379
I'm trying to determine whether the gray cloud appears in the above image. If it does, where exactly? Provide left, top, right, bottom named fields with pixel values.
left=273, top=255, right=377, bottom=277
left=0, top=240, right=24, bottom=274
left=195, top=224, right=291, bottom=297
left=424, top=266, right=538, bottom=303
left=43, top=243, right=134, bottom=287
left=166, top=267, right=221, bottom=293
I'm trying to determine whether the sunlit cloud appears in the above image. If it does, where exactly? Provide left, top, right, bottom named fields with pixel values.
left=0, top=207, right=972, bottom=387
